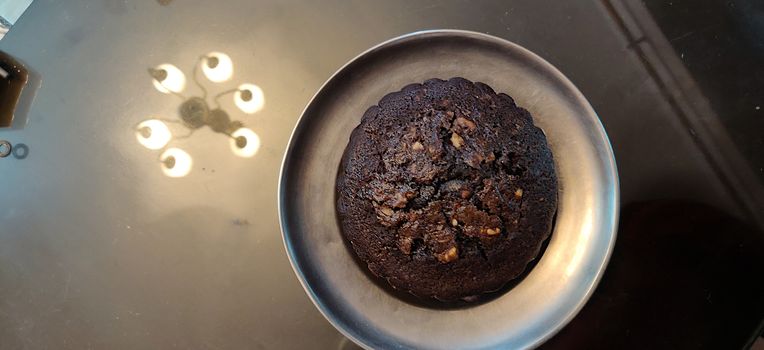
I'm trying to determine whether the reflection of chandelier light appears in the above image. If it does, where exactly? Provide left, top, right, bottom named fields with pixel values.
left=141, top=53, right=266, bottom=176
left=151, top=63, right=186, bottom=94
left=160, top=148, right=193, bottom=178
left=234, top=83, right=265, bottom=114
left=201, top=52, right=233, bottom=83
left=135, top=119, right=172, bottom=150
left=229, top=128, right=261, bottom=158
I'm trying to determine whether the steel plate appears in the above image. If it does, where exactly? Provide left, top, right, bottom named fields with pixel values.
left=279, top=30, right=619, bottom=350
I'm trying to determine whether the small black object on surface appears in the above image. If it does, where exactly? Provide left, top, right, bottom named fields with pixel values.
left=11, top=143, right=28, bottom=160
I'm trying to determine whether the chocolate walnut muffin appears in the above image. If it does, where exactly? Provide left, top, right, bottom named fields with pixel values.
left=336, top=77, right=557, bottom=301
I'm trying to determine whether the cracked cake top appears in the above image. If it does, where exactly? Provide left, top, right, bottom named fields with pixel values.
left=336, top=77, right=558, bottom=301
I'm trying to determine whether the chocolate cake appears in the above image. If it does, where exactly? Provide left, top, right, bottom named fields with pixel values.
left=336, top=77, right=557, bottom=301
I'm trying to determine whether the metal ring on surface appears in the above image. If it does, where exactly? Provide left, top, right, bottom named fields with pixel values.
left=0, top=140, right=12, bottom=158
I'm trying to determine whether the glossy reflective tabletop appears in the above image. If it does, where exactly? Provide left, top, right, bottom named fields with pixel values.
left=0, top=0, right=761, bottom=349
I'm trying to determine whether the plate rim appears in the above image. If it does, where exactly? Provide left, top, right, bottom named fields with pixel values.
left=278, top=29, right=620, bottom=349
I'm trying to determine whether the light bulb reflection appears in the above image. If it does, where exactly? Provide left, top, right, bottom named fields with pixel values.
left=229, top=128, right=260, bottom=158
left=151, top=63, right=186, bottom=94
left=234, top=83, right=265, bottom=114
left=160, top=148, right=193, bottom=178
left=135, top=119, right=172, bottom=150
left=565, top=211, right=594, bottom=277
left=201, top=52, right=234, bottom=83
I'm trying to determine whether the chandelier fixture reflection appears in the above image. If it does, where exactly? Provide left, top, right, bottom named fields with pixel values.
left=160, top=148, right=193, bottom=178
left=136, top=52, right=265, bottom=177
left=135, top=119, right=172, bottom=150
left=150, top=63, right=185, bottom=94
left=201, top=52, right=234, bottom=83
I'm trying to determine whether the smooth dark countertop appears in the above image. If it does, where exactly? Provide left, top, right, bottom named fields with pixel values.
left=0, top=0, right=761, bottom=348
